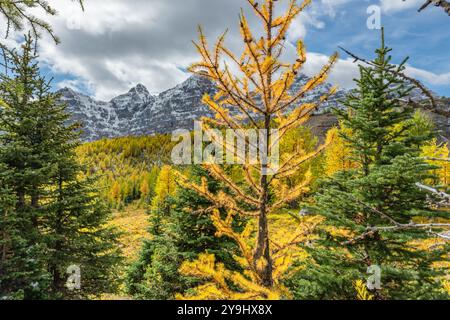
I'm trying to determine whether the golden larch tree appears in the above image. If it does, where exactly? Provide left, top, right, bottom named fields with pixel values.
left=324, top=126, right=357, bottom=176
left=421, top=139, right=450, bottom=188
left=177, top=0, right=337, bottom=298
left=151, top=165, right=177, bottom=214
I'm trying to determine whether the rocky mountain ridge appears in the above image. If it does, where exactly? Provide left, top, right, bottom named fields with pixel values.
left=59, top=74, right=449, bottom=142
left=59, top=74, right=347, bottom=141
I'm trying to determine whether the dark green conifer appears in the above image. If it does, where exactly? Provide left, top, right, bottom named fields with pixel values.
left=126, top=166, right=241, bottom=299
left=291, top=29, right=450, bottom=300
left=0, top=36, right=121, bottom=299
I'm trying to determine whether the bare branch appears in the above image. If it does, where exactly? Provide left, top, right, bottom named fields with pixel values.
left=422, top=157, right=450, bottom=162
left=339, top=46, right=439, bottom=114
left=343, top=223, right=450, bottom=245
left=416, top=183, right=450, bottom=208
left=417, top=0, right=450, bottom=15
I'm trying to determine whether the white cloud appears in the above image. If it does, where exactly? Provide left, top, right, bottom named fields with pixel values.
left=300, top=49, right=450, bottom=92
left=303, top=52, right=360, bottom=89
left=288, top=17, right=308, bottom=40
left=31, top=0, right=357, bottom=100
left=405, top=66, right=450, bottom=86
left=320, top=0, right=353, bottom=17
left=56, top=79, right=92, bottom=93
left=3, top=0, right=447, bottom=100
left=31, top=0, right=251, bottom=100
left=287, top=0, right=351, bottom=41
left=380, top=0, right=423, bottom=13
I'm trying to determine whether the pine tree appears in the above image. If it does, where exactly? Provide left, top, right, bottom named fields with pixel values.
left=0, top=163, right=26, bottom=300
left=293, top=30, right=450, bottom=300
left=46, top=173, right=122, bottom=299
left=176, top=0, right=337, bottom=298
left=334, top=31, right=419, bottom=175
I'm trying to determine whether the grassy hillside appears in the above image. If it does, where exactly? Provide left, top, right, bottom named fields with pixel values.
left=110, top=206, right=151, bottom=260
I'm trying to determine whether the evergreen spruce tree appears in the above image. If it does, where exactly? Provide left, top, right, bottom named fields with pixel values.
left=0, top=36, right=122, bottom=299
left=0, top=37, right=55, bottom=299
left=46, top=132, right=122, bottom=299
left=0, top=163, right=32, bottom=300
left=291, top=29, right=450, bottom=300
left=126, top=166, right=241, bottom=300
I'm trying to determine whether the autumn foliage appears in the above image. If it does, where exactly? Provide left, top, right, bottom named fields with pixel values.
left=176, top=0, right=337, bottom=299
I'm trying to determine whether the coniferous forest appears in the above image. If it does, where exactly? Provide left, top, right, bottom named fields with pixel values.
left=0, top=0, right=449, bottom=302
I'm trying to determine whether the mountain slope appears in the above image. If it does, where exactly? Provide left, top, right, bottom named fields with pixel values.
left=60, top=74, right=449, bottom=142
left=59, top=74, right=347, bottom=141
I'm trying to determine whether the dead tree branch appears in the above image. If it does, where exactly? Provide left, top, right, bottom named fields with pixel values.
left=338, top=46, right=446, bottom=116
left=342, top=187, right=450, bottom=246
left=417, top=0, right=450, bottom=16
left=422, top=157, right=450, bottom=162
left=416, top=183, right=450, bottom=200
left=343, top=223, right=450, bottom=245
left=416, top=183, right=450, bottom=209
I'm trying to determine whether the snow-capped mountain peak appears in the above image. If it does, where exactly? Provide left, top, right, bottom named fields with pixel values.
left=60, top=74, right=348, bottom=141
left=128, top=83, right=151, bottom=99
left=59, top=74, right=450, bottom=142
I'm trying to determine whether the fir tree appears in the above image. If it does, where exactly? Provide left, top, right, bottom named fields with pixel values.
left=292, top=29, right=450, bottom=300
left=335, top=31, right=418, bottom=175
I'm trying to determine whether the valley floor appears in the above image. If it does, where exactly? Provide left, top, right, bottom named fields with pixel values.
left=100, top=205, right=150, bottom=300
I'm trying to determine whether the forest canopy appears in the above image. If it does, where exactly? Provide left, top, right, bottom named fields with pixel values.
left=0, top=0, right=449, bottom=301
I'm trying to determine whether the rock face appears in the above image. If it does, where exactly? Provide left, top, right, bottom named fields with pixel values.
left=431, top=98, right=450, bottom=142
left=59, top=74, right=449, bottom=142
left=59, top=74, right=348, bottom=141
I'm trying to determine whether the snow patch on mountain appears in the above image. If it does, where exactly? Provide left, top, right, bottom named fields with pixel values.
left=62, top=74, right=445, bottom=142
left=60, top=74, right=352, bottom=141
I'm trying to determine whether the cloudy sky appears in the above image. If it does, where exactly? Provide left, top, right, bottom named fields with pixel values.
left=3, top=0, right=450, bottom=100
